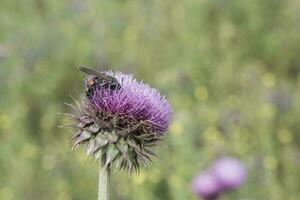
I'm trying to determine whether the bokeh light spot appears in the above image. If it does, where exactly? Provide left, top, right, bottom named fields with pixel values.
left=0, top=187, right=13, bottom=200
left=170, top=123, right=183, bottom=136
left=21, top=143, right=38, bottom=159
left=258, top=103, right=276, bottom=118
left=277, top=129, right=292, bottom=145
left=227, top=95, right=241, bottom=107
left=203, top=126, right=223, bottom=145
left=262, top=73, right=276, bottom=88
left=42, top=155, right=56, bottom=170
left=0, top=114, right=12, bottom=129
left=57, top=192, right=71, bottom=200
left=148, top=170, right=161, bottom=184
left=194, top=86, right=209, bottom=101
left=263, top=156, right=278, bottom=170
left=133, top=172, right=146, bottom=185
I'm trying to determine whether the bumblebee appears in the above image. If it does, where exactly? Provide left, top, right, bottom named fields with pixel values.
left=79, top=66, right=121, bottom=99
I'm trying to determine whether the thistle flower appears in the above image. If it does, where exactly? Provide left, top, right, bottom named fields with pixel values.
left=65, top=69, right=172, bottom=173
left=212, top=157, right=246, bottom=190
left=191, top=171, right=220, bottom=200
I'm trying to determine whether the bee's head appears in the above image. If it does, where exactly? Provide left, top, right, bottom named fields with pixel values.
left=85, top=76, right=97, bottom=92
left=86, top=78, right=95, bottom=87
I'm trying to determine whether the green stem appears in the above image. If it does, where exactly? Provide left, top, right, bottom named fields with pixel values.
left=98, top=154, right=110, bottom=200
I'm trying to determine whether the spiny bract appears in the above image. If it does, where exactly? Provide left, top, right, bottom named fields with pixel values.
left=64, top=70, right=172, bottom=173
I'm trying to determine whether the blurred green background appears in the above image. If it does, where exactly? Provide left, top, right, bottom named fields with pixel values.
left=0, top=0, right=300, bottom=199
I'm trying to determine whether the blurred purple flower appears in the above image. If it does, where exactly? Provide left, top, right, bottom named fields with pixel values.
left=191, top=157, right=246, bottom=199
left=212, top=157, right=246, bottom=190
left=191, top=171, right=220, bottom=200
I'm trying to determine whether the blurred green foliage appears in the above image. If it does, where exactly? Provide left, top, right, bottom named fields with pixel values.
left=0, top=0, right=300, bottom=200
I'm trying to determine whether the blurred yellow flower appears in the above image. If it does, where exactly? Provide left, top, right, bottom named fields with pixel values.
left=203, top=126, right=224, bottom=146
left=21, top=143, right=38, bottom=159
left=259, top=103, right=276, bottom=118
left=57, top=192, right=71, bottom=200
left=263, top=156, right=278, bottom=170
left=227, top=95, right=241, bottom=107
left=262, top=73, right=276, bottom=88
left=42, top=155, right=57, bottom=170
left=148, top=170, right=161, bottom=184
left=194, top=86, right=209, bottom=101
left=170, top=123, right=183, bottom=136
left=56, top=179, right=71, bottom=200
left=0, top=187, right=13, bottom=200
left=168, top=174, right=181, bottom=190
left=133, top=172, right=146, bottom=185
left=204, top=126, right=217, bottom=138
left=277, top=129, right=292, bottom=145
left=0, top=114, right=12, bottom=129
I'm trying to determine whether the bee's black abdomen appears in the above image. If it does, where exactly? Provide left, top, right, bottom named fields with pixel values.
left=86, top=88, right=95, bottom=99
left=108, top=82, right=121, bottom=90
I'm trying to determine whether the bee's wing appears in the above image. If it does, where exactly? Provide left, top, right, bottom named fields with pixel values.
left=79, top=66, right=110, bottom=81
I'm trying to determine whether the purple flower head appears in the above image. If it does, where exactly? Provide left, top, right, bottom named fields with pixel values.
left=65, top=68, right=173, bottom=173
left=191, top=171, right=220, bottom=200
left=89, top=71, right=172, bottom=134
left=212, top=157, right=246, bottom=190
